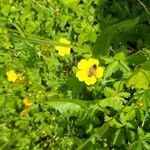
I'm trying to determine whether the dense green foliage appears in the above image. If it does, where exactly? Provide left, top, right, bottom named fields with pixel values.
left=0, top=0, right=150, bottom=149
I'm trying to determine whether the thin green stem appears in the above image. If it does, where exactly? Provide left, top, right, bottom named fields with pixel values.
left=138, top=0, right=150, bottom=15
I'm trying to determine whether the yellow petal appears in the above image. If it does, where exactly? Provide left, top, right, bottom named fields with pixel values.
left=84, top=76, right=96, bottom=85
left=6, top=70, right=18, bottom=83
left=55, top=46, right=70, bottom=56
left=96, top=67, right=104, bottom=78
left=88, top=58, right=99, bottom=66
left=76, top=70, right=87, bottom=81
left=77, top=59, right=89, bottom=70
left=20, top=107, right=31, bottom=116
left=23, top=98, right=32, bottom=107
left=55, top=38, right=71, bottom=56
left=58, top=47, right=70, bottom=56
left=58, top=49, right=65, bottom=56
left=64, top=48, right=70, bottom=55
left=59, top=38, right=71, bottom=45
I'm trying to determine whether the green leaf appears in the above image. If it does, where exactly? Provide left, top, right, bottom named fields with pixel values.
left=100, top=97, right=123, bottom=110
left=47, top=99, right=89, bottom=114
left=127, top=69, right=150, bottom=89
left=0, top=17, right=8, bottom=26
left=113, top=128, right=124, bottom=146
left=104, top=87, right=116, bottom=97
left=127, top=54, right=147, bottom=65
left=105, top=116, right=123, bottom=128
left=66, top=77, right=84, bottom=98
left=136, top=89, right=150, bottom=110
left=130, top=132, right=150, bottom=150
left=93, top=33, right=112, bottom=56
left=93, top=17, right=140, bottom=57
left=49, top=101, right=81, bottom=114
left=120, top=107, right=135, bottom=125
left=142, top=141, right=150, bottom=150
left=142, top=59, right=150, bottom=71
left=104, top=60, right=119, bottom=79
left=119, top=60, right=131, bottom=74
left=61, top=0, right=79, bottom=9
left=78, top=30, right=97, bottom=44
left=126, top=128, right=137, bottom=143
left=136, top=142, right=143, bottom=150
left=1, top=5, right=10, bottom=16
left=114, top=52, right=126, bottom=60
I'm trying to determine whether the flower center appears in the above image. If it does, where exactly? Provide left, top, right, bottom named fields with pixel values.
left=87, top=64, right=97, bottom=77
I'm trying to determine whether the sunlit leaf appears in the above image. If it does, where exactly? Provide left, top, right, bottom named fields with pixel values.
left=127, top=69, right=150, bottom=89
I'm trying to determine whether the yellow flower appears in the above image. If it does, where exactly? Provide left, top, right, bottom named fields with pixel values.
left=20, top=108, right=31, bottom=116
left=20, top=98, right=32, bottom=116
left=6, top=70, right=18, bottom=83
left=23, top=98, right=32, bottom=107
left=55, top=38, right=71, bottom=56
left=76, top=58, right=104, bottom=85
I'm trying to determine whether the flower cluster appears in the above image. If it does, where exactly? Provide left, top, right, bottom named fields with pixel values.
left=76, top=58, right=104, bottom=85
left=55, top=38, right=71, bottom=56
left=5, top=39, right=104, bottom=120
left=55, top=38, right=104, bottom=85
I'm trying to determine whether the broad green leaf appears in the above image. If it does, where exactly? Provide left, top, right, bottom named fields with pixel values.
left=100, top=97, right=123, bottom=110
left=93, top=17, right=140, bottom=56
left=78, top=30, right=97, bottom=44
left=103, top=87, right=116, bottom=97
left=127, top=69, right=150, bottom=89
left=49, top=101, right=81, bottom=114
left=47, top=99, right=90, bottom=114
